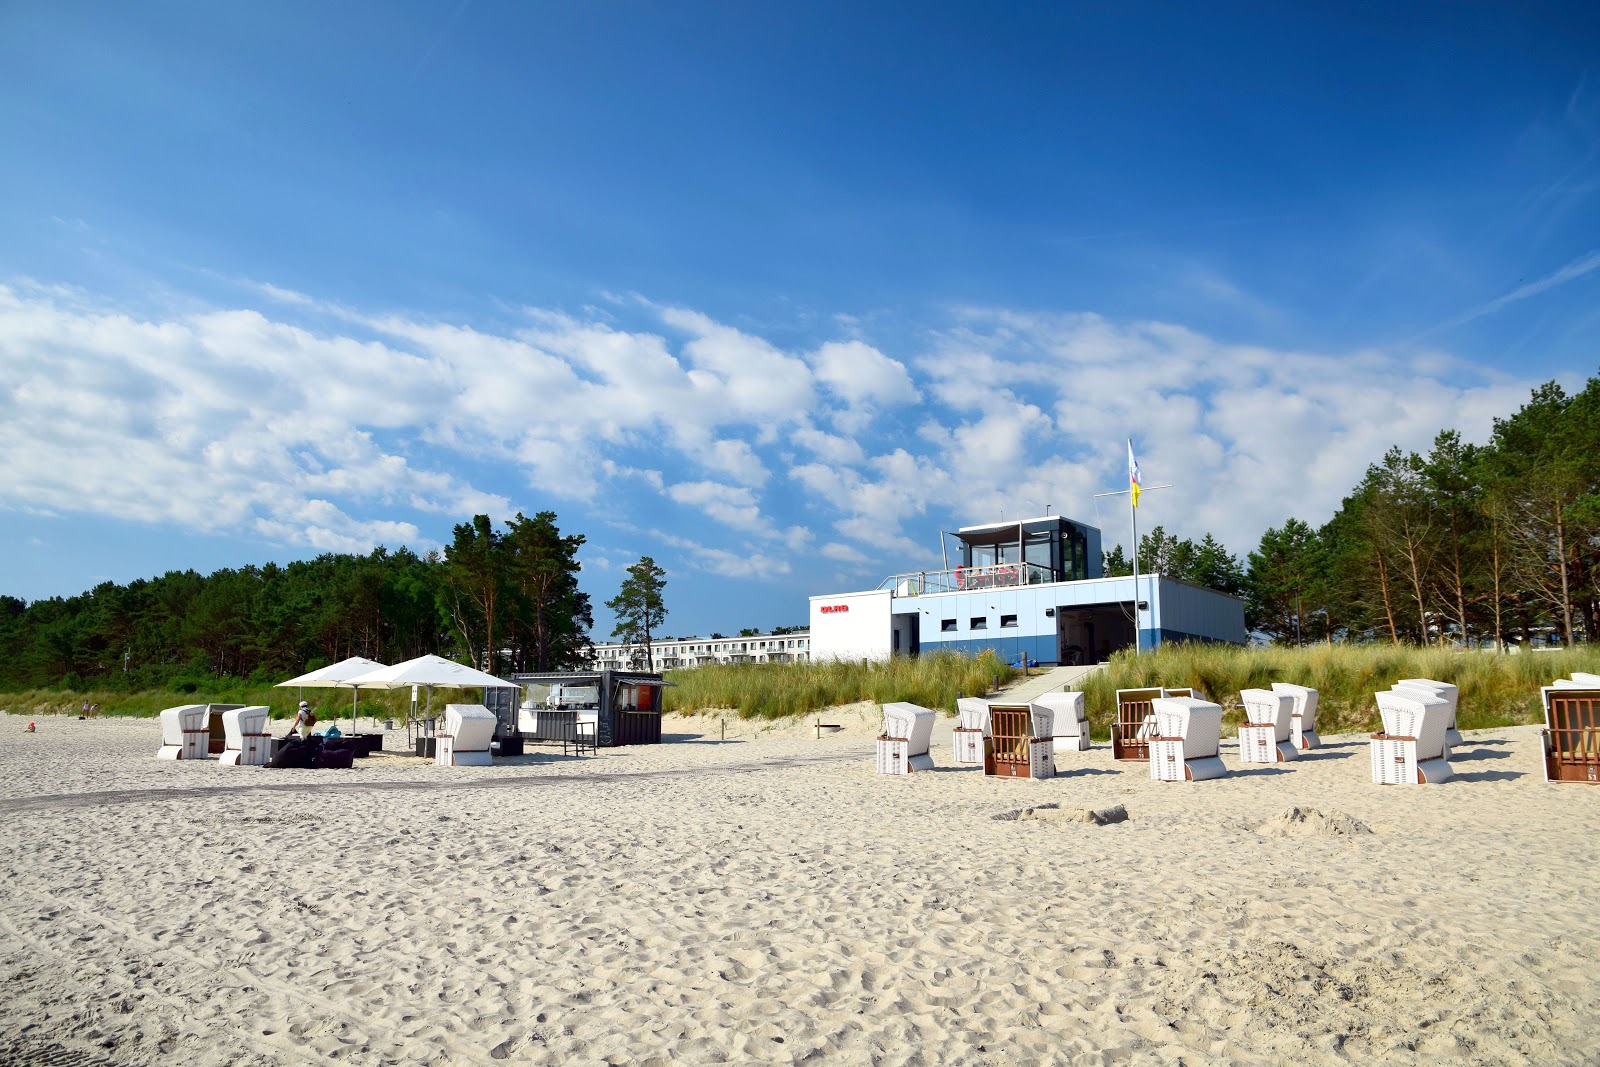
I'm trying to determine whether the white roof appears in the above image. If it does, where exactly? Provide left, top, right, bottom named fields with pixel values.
left=344, top=654, right=519, bottom=691
left=276, top=656, right=389, bottom=688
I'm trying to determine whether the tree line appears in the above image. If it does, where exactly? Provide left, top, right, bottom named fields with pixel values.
left=1109, top=375, right=1600, bottom=648
left=0, top=511, right=601, bottom=691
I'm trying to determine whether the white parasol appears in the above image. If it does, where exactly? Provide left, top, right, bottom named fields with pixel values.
left=276, top=656, right=389, bottom=734
left=343, top=654, right=521, bottom=727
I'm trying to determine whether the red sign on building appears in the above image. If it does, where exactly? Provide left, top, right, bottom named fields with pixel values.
left=819, top=604, right=849, bottom=614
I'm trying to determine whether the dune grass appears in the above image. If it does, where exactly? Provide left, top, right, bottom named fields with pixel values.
left=0, top=682, right=417, bottom=721
left=7, top=642, right=1588, bottom=734
left=661, top=650, right=1018, bottom=720
left=1076, top=642, right=1600, bottom=736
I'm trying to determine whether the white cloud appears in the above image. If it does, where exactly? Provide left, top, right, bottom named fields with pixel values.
left=0, top=279, right=1546, bottom=581
left=811, top=339, right=920, bottom=405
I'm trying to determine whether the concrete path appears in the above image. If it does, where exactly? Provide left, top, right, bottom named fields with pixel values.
left=992, top=663, right=1104, bottom=702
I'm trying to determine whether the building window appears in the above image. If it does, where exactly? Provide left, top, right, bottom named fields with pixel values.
left=941, top=619, right=957, bottom=632
left=970, top=617, right=987, bottom=630
left=1001, top=614, right=1018, bottom=628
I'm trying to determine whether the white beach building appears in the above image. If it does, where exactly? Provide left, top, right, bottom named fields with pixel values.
left=808, top=514, right=1246, bottom=664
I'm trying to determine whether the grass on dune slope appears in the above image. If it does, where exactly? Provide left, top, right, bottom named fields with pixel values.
left=4, top=642, right=1588, bottom=734
left=1077, top=642, right=1598, bottom=736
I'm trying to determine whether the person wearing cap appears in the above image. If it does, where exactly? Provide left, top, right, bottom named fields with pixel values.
left=290, top=700, right=318, bottom=738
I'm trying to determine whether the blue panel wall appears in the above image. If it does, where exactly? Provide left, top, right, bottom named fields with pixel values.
left=922, top=633, right=1057, bottom=665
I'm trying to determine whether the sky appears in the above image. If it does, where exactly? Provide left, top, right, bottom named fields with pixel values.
left=2, top=2, right=1599, bottom=641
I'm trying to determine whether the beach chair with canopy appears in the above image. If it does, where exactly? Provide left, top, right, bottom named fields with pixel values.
left=983, top=702, right=1055, bottom=779
left=1148, top=696, right=1227, bottom=782
left=1539, top=682, right=1600, bottom=783
left=1032, top=690, right=1091, bottom=752
left=1271, top=682, right=1321, bottom=750
left=436, top=704, right=497, bottom=767
left=877, top=702, right=937, bottom=775
left=1395, top=678, right=1462, bottom=752
left=1237, top=689, right=1297, bottom=764
left=1112, top=687, right=1162, bottom=761
left=1370, top=689, right=1453, bottom=784
left=952, top=697, right=989, bottom=764
left=156, top=704, right=210, bottom=760
left=219, top=706, right=272, bottom=766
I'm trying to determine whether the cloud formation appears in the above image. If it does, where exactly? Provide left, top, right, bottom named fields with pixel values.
left=0, top=280, right=1542, bottom=585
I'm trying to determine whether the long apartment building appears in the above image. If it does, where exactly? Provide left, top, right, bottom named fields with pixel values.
left=589, top=630, right=811, bottom=671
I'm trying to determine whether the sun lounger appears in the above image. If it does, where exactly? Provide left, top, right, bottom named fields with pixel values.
left=1370, top=689, right=1452, bottom=784
left=219, top=706, right=272, bottom=766
left=1238, top=689, right=1297, bottom=764
left=436, top=704, right=497, bottom=767
left=982, top=702, right=1054, bottom=779
left=1148, top=696, right=1227, bottom=782
left=1395, top=678, right=1462, bottom=752
left=1269, top=682, right=1321, bottom=749
left=1032, top=691, right=1091, bottom=752
left=1539, top=684, right=1600, bottom=783
left=877, top=702, right=937, bottom=774
left=156, top=704, right=211, bottom=760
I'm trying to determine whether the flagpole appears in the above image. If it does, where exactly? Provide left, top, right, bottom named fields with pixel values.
left=1131, top=485, right=1140, bottom=654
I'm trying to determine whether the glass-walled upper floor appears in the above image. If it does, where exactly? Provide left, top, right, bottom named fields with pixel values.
left=957, top=516, right=1097, bottom=583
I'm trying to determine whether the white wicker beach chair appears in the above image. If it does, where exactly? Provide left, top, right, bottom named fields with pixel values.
left=1539, top=684, right=1600, bottom=783
left=156, top=704, right=210, bottom=760
left=219, top=706, right=271, bottom=767
left=981, top=702, right=1054, bottom=779
left=1148, top=696, right=1227, bottom=782
left=1113, top=687, right=1162, bottom=760
left=951, top=698, right=988, bottom=764
left=1395, top=678, right=1462, bottom=752
left=878, top=702, right=937, bottom=774
left=1238, top=689, right=1297, bottom=764
left=436, top=704, right=497, bottom=767
left=1032, top=691, right=1091, bottom=751
left=1270, top=682, right=1321, bottom=750
left=1370, top=690, right=1452, bottom=784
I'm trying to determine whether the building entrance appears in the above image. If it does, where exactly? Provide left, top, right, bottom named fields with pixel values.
left=1056, top=603, right=1136, bottom=664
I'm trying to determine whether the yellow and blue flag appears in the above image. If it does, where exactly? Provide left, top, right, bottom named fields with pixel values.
left=1128, top=440, right=1141, bottom=508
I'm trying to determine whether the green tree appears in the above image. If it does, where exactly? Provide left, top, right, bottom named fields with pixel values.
left=1246, top=519, right=1324, bottom=644
left=442, top=515, right=505, bottom=670
left=607, top=557, right=668, bottom=671
left=502, top=511, right=592, bottom=671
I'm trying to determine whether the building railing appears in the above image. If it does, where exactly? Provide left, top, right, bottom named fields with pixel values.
left=878, top=562, right=1055, bottom=596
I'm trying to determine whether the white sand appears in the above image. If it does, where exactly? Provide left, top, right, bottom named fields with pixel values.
left=2, top=709, right=1597, bottom=1066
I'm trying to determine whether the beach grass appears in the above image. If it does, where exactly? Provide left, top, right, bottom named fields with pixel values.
left=1075, top=641, right=1600, bottom=736
left=0, top=682, right=417, bottom=721
left=660, top=650, right=1018, bottom=719
left=7, top=642, right=1590, bottom=732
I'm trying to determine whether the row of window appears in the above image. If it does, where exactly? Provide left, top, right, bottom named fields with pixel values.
left=940, top=614, right=1018, bottom=632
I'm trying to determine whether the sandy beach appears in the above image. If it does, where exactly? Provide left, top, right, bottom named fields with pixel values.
left=2, top=707, right=1597, bottom=1066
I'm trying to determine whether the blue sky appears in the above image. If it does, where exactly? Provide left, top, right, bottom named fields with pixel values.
left=2, top=2, right=1598, bottom=640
